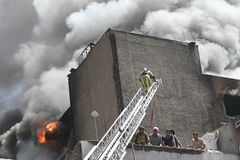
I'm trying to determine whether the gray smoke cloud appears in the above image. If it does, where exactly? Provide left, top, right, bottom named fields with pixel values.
left=0, top=0, right=240, bottom=159
left=0, top=109, right=23, bottom=135
left=0, top=0, right=37, bottom=112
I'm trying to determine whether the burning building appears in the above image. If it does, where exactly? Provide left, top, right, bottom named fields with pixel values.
left=56, top=29, right=240, bottom=159
left=1, top=29, right=238, bottom=160
left=0, top=109, right=70, bottom=159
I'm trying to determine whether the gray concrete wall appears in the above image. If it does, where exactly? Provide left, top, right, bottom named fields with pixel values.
left=68, top=31, right=119, bottom=143
left=124, top=146, right=239, bottom=160
left=112, top=30, right=240, bottom=146
left=217, top=122, right=239, bottom=154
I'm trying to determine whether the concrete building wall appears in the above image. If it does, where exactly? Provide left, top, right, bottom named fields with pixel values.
left=123, top=147, right=239, bottom=160
left=217, top=122, right=239, bottom=154
left=68, top=31, right=120, bottom=143
left=112, top=30, right=239, bottom=146
left=67, top=29, right=240, bottom=149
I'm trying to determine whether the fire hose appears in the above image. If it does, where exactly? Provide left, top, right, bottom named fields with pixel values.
left=149, top=98, right=155, bottom=134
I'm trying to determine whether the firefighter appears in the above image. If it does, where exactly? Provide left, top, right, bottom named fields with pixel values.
left=130, top=126, right=150, bottom=145
left=139, top=68, right=156, bottom=92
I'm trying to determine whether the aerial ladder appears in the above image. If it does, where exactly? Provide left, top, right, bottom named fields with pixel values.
left=84, top=79, right=162, bottom=160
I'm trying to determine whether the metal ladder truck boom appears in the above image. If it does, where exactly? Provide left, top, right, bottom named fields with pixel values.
left=84, top=79, right=162, bottom=160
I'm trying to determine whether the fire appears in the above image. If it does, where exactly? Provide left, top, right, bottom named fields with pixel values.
left=37, top=121, right=62, bottom=144
left=46, top=122, right=59, bottom=132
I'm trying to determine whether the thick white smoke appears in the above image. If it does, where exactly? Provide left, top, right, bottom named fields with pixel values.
left=140, top=0, right=240, bottom=78
left=0, top=0, right=240, bottom=159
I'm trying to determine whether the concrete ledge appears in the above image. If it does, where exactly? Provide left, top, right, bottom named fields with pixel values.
left=125, top=144, right=239, bottom=160
left=61, top=141, right=239, bottom=160
left=128, top=144, right=203, bottom=154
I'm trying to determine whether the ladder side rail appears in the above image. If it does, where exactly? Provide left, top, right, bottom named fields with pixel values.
left=106, top=108, right=147, bottom=160
left=107, top=83, right=159, bottom=160
left=98, top=95, right=146, bottom=159
left=123, top=80, right=160, bottom=147
left=102, top=101, right=146, bottom=160
left=106, top=91, right=158, bottom=159
left=107, top=111, right=147, bottom=160
left=119, top=95, right=145, bottom=132
left=106, top=80, right=160, bottom=160
left=117, top=80, right=160, bottom=135
left=121, top=80, right=160, bottom=146
left=84, top=88, right=144, bottom=160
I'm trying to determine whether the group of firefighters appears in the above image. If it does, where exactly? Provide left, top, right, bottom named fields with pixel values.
left=135, top=68, right=207, bottom=150
left=130, top=126, right=206, bottom=150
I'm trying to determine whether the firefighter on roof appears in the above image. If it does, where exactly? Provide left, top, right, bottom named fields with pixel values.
left=139, top=68, right=156, bottom=92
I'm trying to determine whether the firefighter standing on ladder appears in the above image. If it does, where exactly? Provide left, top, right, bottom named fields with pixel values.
left=139, top=68, right=156, bottom=93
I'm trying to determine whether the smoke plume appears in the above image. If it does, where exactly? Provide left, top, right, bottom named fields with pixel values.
left=0, top=0, right=240, bottom=159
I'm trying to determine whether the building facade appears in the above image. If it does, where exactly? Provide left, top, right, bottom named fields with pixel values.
left=66, top=29, right=240, bottom=149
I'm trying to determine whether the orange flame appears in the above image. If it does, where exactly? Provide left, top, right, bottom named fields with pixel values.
left=37, top=121, right=62, bottom=144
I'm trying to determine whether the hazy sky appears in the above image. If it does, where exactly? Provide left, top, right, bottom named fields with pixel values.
left=0, top=0, right=240, bottom=159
